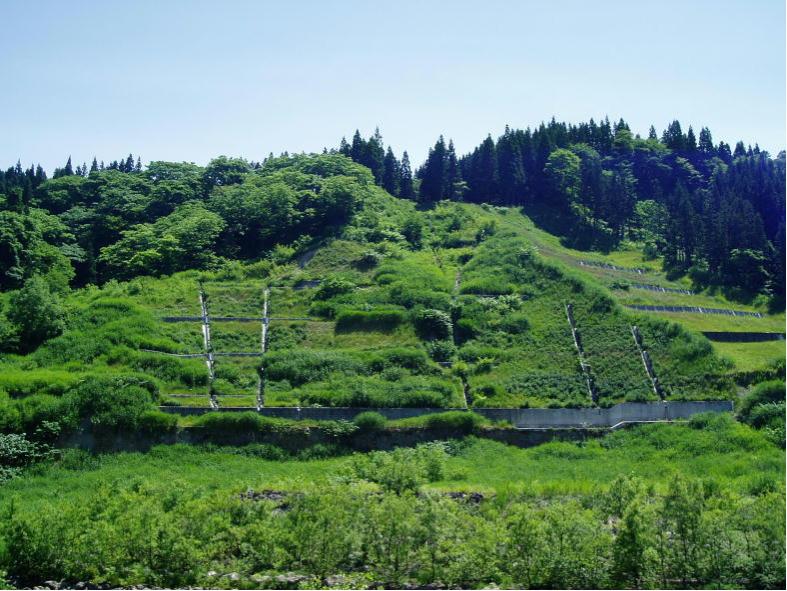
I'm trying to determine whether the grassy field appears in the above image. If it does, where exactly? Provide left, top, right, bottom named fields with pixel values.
left=3, top=416, right=782, bottom=505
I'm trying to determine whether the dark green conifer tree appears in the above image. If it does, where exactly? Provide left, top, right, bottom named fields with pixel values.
left=399, top=151, right=414, bottom=199
left=381, top=147, right=400, bottom=196
left=698, top=128, right=714, bottom=155
left=445, top=140, right=463, bottom=200
left=418, top=136, right=447, bottom=203
left=686, top=126, right=697, bottom=151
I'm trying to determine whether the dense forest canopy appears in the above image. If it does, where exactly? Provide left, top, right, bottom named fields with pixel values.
left=1, top=117, right=784, bottom=325
left=340, top=120, right=785, bottom=309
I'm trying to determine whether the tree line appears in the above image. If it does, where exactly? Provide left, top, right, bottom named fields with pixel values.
left=1, top=117, right=784, bottom=309
left=339, top=120, right=785, bottom=308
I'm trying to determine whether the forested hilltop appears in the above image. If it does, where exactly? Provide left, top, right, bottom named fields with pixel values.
left=2, top=117, right=784, bottom=307
left=339, top=119, right=786, bottom=308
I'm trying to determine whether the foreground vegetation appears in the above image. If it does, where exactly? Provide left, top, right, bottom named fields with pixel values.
left=0, top=414, right=783, bottom=589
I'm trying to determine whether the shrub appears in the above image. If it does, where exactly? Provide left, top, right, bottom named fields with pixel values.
left=426, top=340, right=456, bottom=362
left=12, top=395, right=64, bottom=433
left=265, top=349, right=364, bottom=386
left=414, top=308, right=453, bottom=340
left=335, top=309, right=405, bottom=333
left=455, top=317, right=479, bottom=342
left=232, top=443, right=288, bottom=460
left=354, top=411, right=387, bottom=432
left=356, top=251, right=382, bottom=269
left=389, top=284, right=451, bottom=310
left=138, top=410, right=178, bottom=435
left=401, top=217, right=423, bottom=247
left=344, top=442, right=450, bottom=493
left=739, top=380, right=785, bottom=422
left=315, top=276, right=355, bottom=300
left=61, top=376, right=158, bottom=434
left=424, top=411, right=486, bottom=433
left=193, top=412, right=273, bottom=436
left=0, top=369, right=78, bottom=398
left=308, top=300, right=339, bottom=319
left=499, top=313, right=530, bottom=334
left=5, top=276, right=67, bottom=353
left=0, top=432, right=51, bottom=469
left=374, top=347, right=430, bottom=373
left=748, top=402, right=785, bottom=429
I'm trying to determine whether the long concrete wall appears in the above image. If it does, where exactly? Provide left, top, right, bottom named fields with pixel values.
left=160, top=400, right=733, bottom=428
left=701, top=331, right=785, bottom=342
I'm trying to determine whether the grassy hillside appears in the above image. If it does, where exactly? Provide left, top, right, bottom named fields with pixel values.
left=0, top=157, right=783, bottom=590
left=501, top=213, right=784, bottom=383
left=1, top=185, right=749, bottom=415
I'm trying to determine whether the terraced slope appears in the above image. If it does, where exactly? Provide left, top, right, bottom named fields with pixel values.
left=508, top=213, right=786, bottom=374
left=0, top=199, right=749, bottom=412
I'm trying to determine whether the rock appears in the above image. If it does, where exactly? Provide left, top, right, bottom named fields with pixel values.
left=275, top=572, right=307, bottom=584
left=43, top=581, right=61, bottom=590
left=225, top=572, right=240, bottom=581
left=206, top=570, right=218, bottom=578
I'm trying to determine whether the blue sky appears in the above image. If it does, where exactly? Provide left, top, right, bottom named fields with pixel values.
left=1, top=0, right=784, bottom=172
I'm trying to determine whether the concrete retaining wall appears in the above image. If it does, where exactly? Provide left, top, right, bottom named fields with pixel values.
left=60, top=425, right=602, bottom=453
left=701, top=331, right=785, bottom=342
left=159, top=400, right=733, bottom=428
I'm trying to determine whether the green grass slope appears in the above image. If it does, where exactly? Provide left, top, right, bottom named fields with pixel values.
left=510, top=213, right=785, bottom=373
left=1, top=192, right=746, bottom=413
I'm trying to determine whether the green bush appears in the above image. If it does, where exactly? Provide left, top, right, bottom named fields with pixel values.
left=424, top=411, right=486, bottom=433
left=388, top=284, right=451, bottom=310
left=413, top=308, right=453, bottom=340
left=335, top=309, right=405, bottom=333
left=0, top=432, right=51, bottom=469
left=0, top=369, right=79, bottom=398
left=739, top=380, right=785, bottom=422
left=499, top=312, right=530, bottom=333
left=138, top=410, right=179, bottom=435
left=748, top=402, right=785, bottom=429
left=353, top=411, right=387, bottom=432
left=314, top=276, right=355, bottom=300
left=455, top=317, right=479, bottom=342
left=11, top=395, right=64, bottom=433
left=265, top=349, right=365, bottom=386
left=426, top=339, right=456, bottom=362
left=61, top=376, right=158, bottom=434
left=5, top=276, right=67, bottom=353
left=343, top=442, right=450, bottom=493
left=375, top=347, right=430, bottom=373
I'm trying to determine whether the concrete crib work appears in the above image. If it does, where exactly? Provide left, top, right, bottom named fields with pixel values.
left=160, top=400, right=733, bottom=429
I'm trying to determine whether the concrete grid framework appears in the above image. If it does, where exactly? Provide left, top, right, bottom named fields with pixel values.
left=146, top=283, right=317, bottom=408
left=142, top=284, right=734, bottom=426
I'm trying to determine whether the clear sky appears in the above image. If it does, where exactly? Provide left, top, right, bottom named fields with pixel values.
left=1, top=0, right=784, bottom=173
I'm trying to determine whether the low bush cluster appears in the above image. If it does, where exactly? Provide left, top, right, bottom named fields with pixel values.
left=1, top=470, right=782, bottom=589
left=335, top=309, right=405, bottom=333
left=738, top=380, right=786, bottom=446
